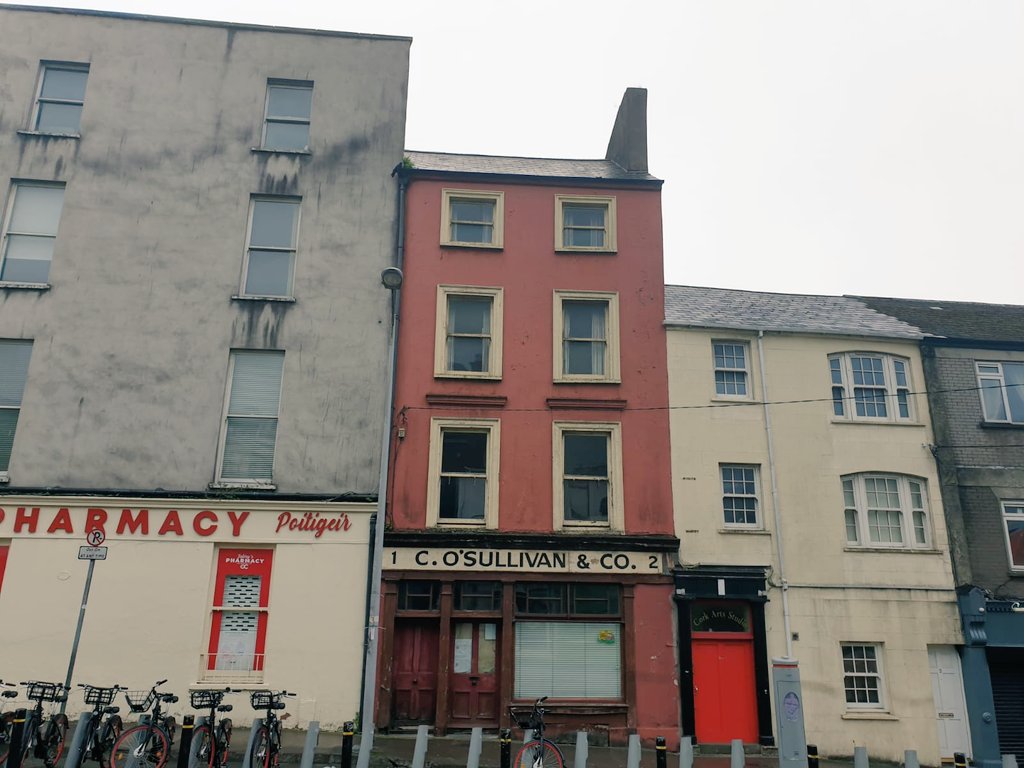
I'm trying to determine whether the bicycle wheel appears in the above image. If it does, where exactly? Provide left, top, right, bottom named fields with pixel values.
left=0, top=712, right=14, bottom=766
left=42, top=714, right=69, bottom=768
left=514, top=740, right=564, bottom=768
left=189, top=725, right=212, bottom=768
left=99, top=716, right=124, bottom=768
left=248, top=726, right=278, bottom=768
left=110, top=725, right=171, bottom=768
left=213, top=721, right=232, bottom=768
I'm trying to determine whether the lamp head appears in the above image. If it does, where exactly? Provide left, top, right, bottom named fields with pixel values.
left=380, top=267, right=404, bottom=290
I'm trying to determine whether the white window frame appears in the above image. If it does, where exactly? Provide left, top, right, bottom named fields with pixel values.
left=32, top=62, right=89, bottom=135
left=842, top=473, right=931, bottom=549
left=0, top=339, right=33, bottom=480
left=240, top=196, right=301, bottom=299
left=0, top=181, right=66, bottom=285
left=434, top=285, right=503, bottom=379
left=440, top=189, right=504, bottom=248
left=553, top=290, right=620, bottom=383
left=214, top=350, right=285, bottom=488
left=1002, top=501, right=1024, bottom=572
left=426, top=418, right=500, bottom=529
left=829, top=352, right=914, bottom=423
left=720, top=464, right=761, bottom=529
left=553, top=421, right=624, bottom=531
left=976, top=361, right=1024, bottom=425
left=712, top=341, right=751, bottom=399
left=555, top=195, right=616, bottom=252
left=261, top=80, right=313, bottom=152
left=841, top=642, right=887, bottom=711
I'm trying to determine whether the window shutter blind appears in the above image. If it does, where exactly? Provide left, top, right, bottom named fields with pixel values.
left=0, top=341, right=32, bottom=407
left=228, top=352, right=284, bottom=415
left=515, top=622, right=621, bottom=699
left=221, top=351, right=284, bottom=481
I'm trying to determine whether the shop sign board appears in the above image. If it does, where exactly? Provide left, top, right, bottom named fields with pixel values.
left=386, top=547, right=666, bottom=574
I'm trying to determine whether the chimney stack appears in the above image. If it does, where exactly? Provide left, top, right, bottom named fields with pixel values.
left=605, top=87, right=648, bottom=173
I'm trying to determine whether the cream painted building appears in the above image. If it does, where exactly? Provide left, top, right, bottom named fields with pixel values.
left=665, top=287, right=965, bottom=764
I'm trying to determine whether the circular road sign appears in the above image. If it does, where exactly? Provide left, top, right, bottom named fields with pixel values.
left=86, top=529, right=106, bottom=546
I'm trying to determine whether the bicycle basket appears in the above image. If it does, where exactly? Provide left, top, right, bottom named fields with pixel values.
left=26, top=682, right=65, bottom=702
left=124, top=689, right=157, bottom=712
left=509, top=709, right=539, bottom=731
left=249, top=690, right=277, bottom=710
left=83, top=686, right=118, bottom=707
left=189, top=690, right=224, bottom=710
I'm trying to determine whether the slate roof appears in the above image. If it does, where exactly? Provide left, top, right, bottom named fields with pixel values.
left=404, top=151, right=661, bottom=183
left=664, top=285, right=923, bottom=339
left=853, top=295, right=1024, bottom=345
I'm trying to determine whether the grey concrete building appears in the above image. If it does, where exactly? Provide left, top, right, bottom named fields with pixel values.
left=857, top=296, right=1024, bottom=768
left=0, top=5, right=409, bottom=728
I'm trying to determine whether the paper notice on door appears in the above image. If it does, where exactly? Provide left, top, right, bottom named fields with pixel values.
left=483, top=623, right=497, bottom=641
left=454, top=637, right=473, bottom=673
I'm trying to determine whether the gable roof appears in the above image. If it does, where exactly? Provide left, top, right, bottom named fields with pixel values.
left=403, top=150, right=661, bottom=185
left=664, top=285, right=922, bottom=340
left=852, top=295, right=1024, bottom=345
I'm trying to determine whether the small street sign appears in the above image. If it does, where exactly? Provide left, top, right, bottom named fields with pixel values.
left=78, top=546, right=108, bottom=561
left=86, top=529, right=106, bottom=546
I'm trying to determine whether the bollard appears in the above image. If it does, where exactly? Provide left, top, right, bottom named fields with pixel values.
left=7, top=709, right=28, bottom=768
left=341, top=721, right=355, bottom=768
left=64, top=710, right=94, bottom=768
left=466, top=727, right=483, bottom=768
left=731, top=739, right=745, bottom=768
left=807, top=745, right=819, bottom=768
left=523, top=727, right=534, bottom=746
left=904, top=750, right=919, bottom=768
left=656, top=736, right=668, bottom=768
left=187, top=716, right=208, bottom=768
left=299, top=721, right=320, bottom=768
left=679, top=737, right=693, bottom=768
left=954, top=754, right=967, bottom=768
left=240, top=718, right=264, bottom=768
left=854, top=746, right=869, bottom=768
left=411, top=724, right=430, bottom=768
left=500, top=729, right=512, bottom=768
left=574, top=731, right=589, bottom=768
left=627, top=734, right=642, bottom=768
left=1003, top=755, right=1019, bottom=768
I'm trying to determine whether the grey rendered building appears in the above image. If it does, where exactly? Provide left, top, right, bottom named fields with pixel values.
left=0, top=5, right=409, bottom=727
left=858, top=296, right=1024, bottom=768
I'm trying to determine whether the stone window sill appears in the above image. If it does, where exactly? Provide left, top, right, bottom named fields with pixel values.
left=231, top=294, right=296, bottom=303
left=830, top=419, right=925, bottom=427
left=250, top=147, right=311, bottom=156
left=719, top=528, right=771, bottom=536
left=18, top=130, right=80, bottom=139
left=979, top=421, right=1024, bottom=430
left=842, top=711, right=898, bottom=721
left=844, top=546, right=942, bottom=555
left=0, top=473, right=9, bottom=485
left=209, top=481, right=277, bottom=491
left=0, top=281, right=50, bottom=291
left=711, top=396, right=761, bottom=405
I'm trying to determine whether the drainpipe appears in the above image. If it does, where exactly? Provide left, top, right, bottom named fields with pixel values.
left=757, top=330, right=794, bottom=659
left=356, top=167, right=407, bottom=768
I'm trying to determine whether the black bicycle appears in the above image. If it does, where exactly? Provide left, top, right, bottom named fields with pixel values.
left=247, top=690, right=295, bottom=768
left=187, top=689, right=233, bottom=768
left=0, top=681, right=70, bottom=768
left=0, top=681, right=21, bottom=766
left=109, top=681, right=178, bottom=768
left=76, top=683, right=125, bottom=768
left=511, top=697, right=564, bottom=768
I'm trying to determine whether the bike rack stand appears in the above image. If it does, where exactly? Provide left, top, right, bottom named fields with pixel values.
left=184, top=716, right=209, bottom=768
left=63, top=711, right=94, bottom=768
left=6, top=709, right=28, bottom=768
left=298, top=721, right=319, bottom=768
left=240, top=718, right=264, bottom=768
left=411, top=724, right=429, bottom=768
left=574, top=731, right=588, bottom=768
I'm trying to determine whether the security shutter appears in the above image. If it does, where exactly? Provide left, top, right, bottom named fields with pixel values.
left=989, top=648, right=1024, bottom=763
left=208, top=549, right=273, bottom=673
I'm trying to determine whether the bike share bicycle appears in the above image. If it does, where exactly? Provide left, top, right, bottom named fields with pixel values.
left=510, top=697, right=564, bottom=768
left=248, top=690, right=294, bottom=768
left=0, top=681, right=20, bottom=766
left=73, top=683, right=126, bottom=768
left=109, top=681, right=178, bottom=768
left=187, top=689, right=233, bottom=768
left=0, top=681, right=70, bottom=768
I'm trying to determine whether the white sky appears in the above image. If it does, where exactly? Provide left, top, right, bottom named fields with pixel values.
left=24, top=0, right=1024, bottom=304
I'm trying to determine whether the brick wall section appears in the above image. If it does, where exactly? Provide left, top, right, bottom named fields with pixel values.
left=924, top=345, right=1024, bottom=599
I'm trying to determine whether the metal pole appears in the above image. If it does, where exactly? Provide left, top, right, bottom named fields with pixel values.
left=62, top=559, right=96, bottom=713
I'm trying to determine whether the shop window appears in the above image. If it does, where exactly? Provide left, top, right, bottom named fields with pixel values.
left=514, top=583, right=622, bottom=700
left=206, top=548, right=273, bottom=678
left=455, top=581, right=501, bottom=611
left=398, top=581, right=440, bottom=611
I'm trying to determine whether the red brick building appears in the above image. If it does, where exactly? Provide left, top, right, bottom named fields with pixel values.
left=377, top=90, right=679, bottom=746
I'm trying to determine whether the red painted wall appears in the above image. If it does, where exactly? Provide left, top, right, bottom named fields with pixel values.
left=633, top=583, right=681, bottom=749
left=390, top=178, right=673, bottom=535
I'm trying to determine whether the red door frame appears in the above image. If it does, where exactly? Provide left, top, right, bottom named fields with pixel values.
left=207, top=548, right=274, bottom=671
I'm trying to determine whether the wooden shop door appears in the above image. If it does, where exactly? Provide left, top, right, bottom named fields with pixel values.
left=449, top=621, right=500, bottom=725
left=691, top=602, right=758, bottom=744
left=392, top=619, right=440, bottom=724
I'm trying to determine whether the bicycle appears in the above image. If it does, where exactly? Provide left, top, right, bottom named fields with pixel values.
left=75, top=683, right=126, bottom=768
left=0, top=681, right=70, bottom=768
left=247, top=690, right=295, bottom=768
left=109, top=681, right=178, bottom=768
left=0, top=681, right=20, bottom=766
left=187, top=690, right=233, bottom=768
left=510, top=697, right=564, bottom=768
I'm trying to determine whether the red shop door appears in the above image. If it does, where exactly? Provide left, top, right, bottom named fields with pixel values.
left=691, top=602, right=758, bottom=744
left=450, top=621, right=500, bottom=726
left=392, top=619, right=440, bottom=724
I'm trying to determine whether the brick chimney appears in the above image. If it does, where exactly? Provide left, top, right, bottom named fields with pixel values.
left=605, top=87, right=648, bottom=173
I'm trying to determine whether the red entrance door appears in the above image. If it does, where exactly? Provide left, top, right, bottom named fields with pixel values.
left=691, top=602, right=758, bottom=744
left=392, top=619, right=440, bottom=724
left=450, top=621, right=500, bottom=725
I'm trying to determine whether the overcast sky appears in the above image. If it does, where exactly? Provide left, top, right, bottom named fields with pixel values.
left=24, top=0, right=1024, bottom=304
